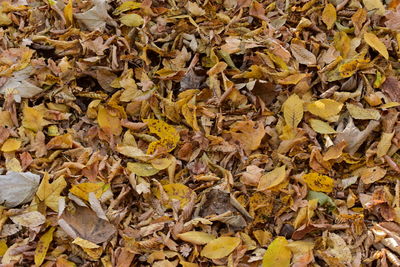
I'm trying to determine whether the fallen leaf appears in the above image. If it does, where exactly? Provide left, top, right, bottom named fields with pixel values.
left=290, top=44, right=317, bottom=65
left=36, top=173, right=66, bottom=212
left=120, top=13, right=143, bottom=27
left=363, top=0, right=385, bottom=16
left=258, top=166, right=287, bottom=191
left=309, top=119, right=336, bottom=134
left=307, top=99, right=343, bottom=120
left=70, top=182, right=107, bottom=201
left=34, top=227, right=55, bottom=266
left=283, top=94, right=303, bottom=129
left=346, top=103, right=381, bottom=120
left=262, top=236, right=291, bottom=267
left=127, top=162, right=159, bottom=176
left=11, top=211, right=45, bottom=228
left=1, top=138, right=21, bottom=152
left=322, top=3, right=336, bottom=30
left=230, top=120, right=266, bottom=152
left=377, top=131, right=394, bottom=157
left=0, top=171, right=40, bottom=208
left=303, top=173, right=334, bottom=193
left=364, top=32, right=389, bottom=59
left=200, top=236, right=241, bottom=259
left=143, top=119, right=180, bottom=154
left=74, top=0, right=115, bottom=31
left=177, top=231, right=216, bottom=245
left=360, top=166, right=387, bottom=184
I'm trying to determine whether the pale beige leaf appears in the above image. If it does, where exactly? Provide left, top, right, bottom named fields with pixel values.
left=364, top=32, right=389, bottom=59
left=283, top=94, right=303, bottom=129
left=377, top=131, right=394, bottom=157
left=290, top=44, right=316, bottom=65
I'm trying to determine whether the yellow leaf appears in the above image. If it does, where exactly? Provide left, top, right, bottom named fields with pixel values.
left=200, top=236, right=241, bottom=259
left=377, top=131, right=394, bottom=157
left=97, top=105, right=122, bottom=136
left=307, top=99, right=343, bottom=120
left=120, top=13, right=143, bottom=27
left=230, top=120, right=266, bottom=152
left=360, top=166, right=386, bottom=184
left=363, top=0, right=385, bottom=16
left=22, top=106, right=47, bottom=132
left=262, top=237, right=291, bottom=267
left=113, top=1, right=141, bottom=15
left=46, top=133, right=73, bottom=149
left=346, top=103, right=381, bottom=120
left=258, top=166, right=287, bottom=191
left=309, top=119, right=336, bottom=134
left=144, top=119, right=180, bottom=154
left=0, top=239, right=7, bottom=256
left=322, top=3, right=336, bottom=30
left=303, top=173, right=334, bottom=193
left=64, top=0, right=73, bottom=25
left=162, top=183, right=193, bottom=208
left=278, top=73, right=309, bottom=85
left=0, top=12, right=12, bottom=26
left=72, top=237, right=103, bottom=260
left=36, top=173, right=66, bottom=212
left=127, top=162, right=159, bottom=176
left=283, top=94, right=303, bottom=129
left=177, top=231, right=216, bottom=245
left=56, top=257, right=77, bottom=267
left=253, top=230, right=272, bottom=247
left=34, top=227, right=55, bottom=266
left=1, top=138, right=21, bottom=152
left=150, top=157, right=173, bottom=170
left=70, top=182, right=107, bottom=201
left=364, top=32, right=389, bottom=59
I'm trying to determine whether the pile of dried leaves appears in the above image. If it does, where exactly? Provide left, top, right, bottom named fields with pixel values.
left=1, top=0, right=400, bottom=266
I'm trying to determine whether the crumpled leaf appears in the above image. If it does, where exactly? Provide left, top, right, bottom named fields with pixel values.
left=200, top=236, right=241, bottom=259
left=36, top=173, right=66, bottom=212
left=262, top=237, right=291, bottom=267
left=326, top=233, right=352, bottom=263
left=322, top=3, right=336, bottom=30
left=177, top=231, right=215, bottom=245
left=335, top=118, right=379, bottom=154
left=303, top=173, right=334, bottom=193
left=0, top=67, right=43, bottom=101
left=34, top=227, right=55, bottom=266
left=283, top=94, right=303, bottom=129
left=290, top=44, right=316, bottom=65
left=230, top=120, right=266, bottom=152
left=74, top=0, right=115, bottom=31
left=143, top=119, right=180, bottom=154
left=0, top=171, right=40, bottom=208
left=364, top=32, right=389, bottom=59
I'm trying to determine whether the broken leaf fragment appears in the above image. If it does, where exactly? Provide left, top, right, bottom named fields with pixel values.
left=200, top=236, right=241, bottom=259
left=303, top=173, right=334, bottom=193
left=262, top=237, right=291, bottom=267
left=70, top=182, right=107, bottom=201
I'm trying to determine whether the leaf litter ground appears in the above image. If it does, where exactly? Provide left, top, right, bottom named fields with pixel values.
left=1, top=0, right=400, bottom=266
